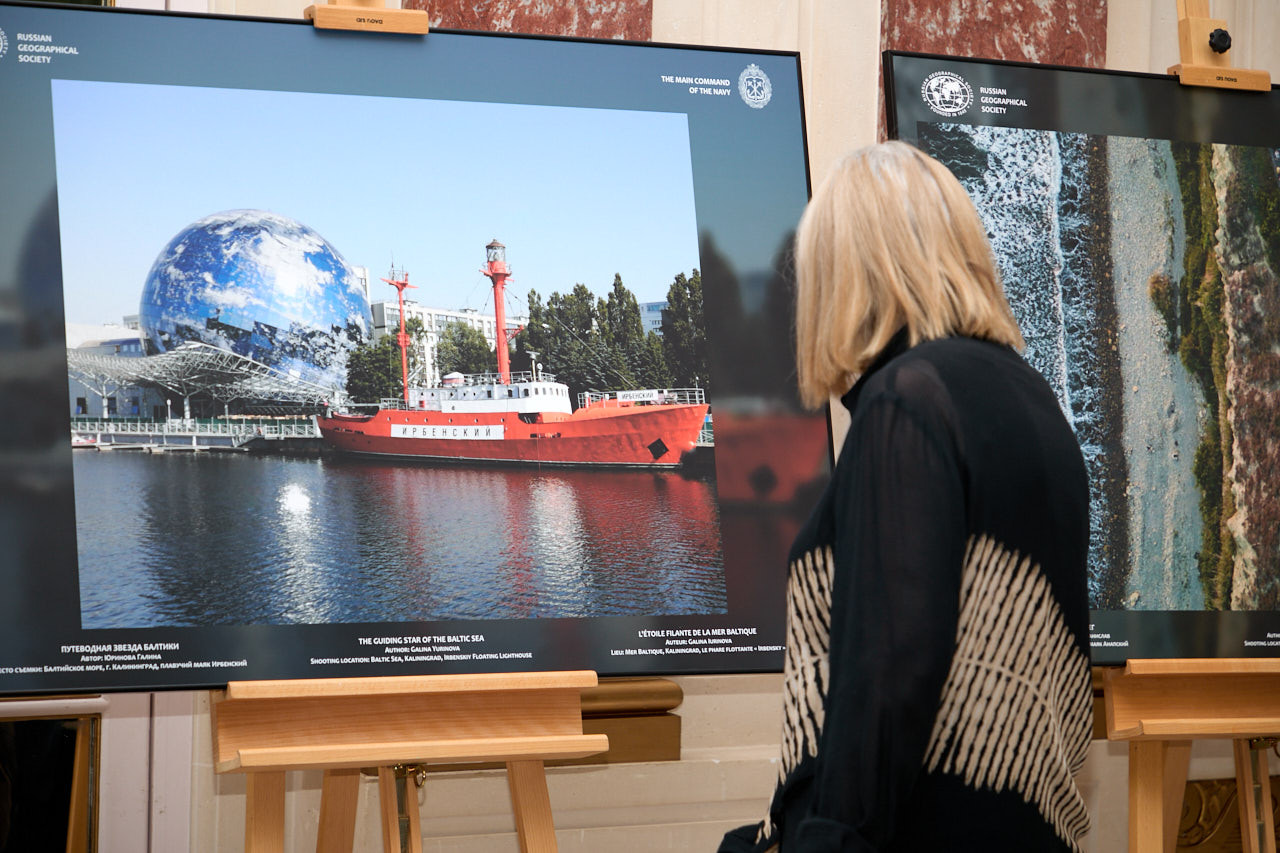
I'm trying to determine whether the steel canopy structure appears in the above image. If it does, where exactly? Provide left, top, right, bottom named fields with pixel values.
left=66, top=341, right=339, bottom=413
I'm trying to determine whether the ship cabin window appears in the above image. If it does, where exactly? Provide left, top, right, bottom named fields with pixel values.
left=488, top=390, right=493, bottom=398
left=523, top=389, right=529, bottom=397
left=508, top=389, right=515, bottom=397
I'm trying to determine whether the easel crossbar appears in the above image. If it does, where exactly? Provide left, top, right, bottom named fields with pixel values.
left=224, top=671, right=599, bottom=700
left=224, top=733, right=611, bottom=773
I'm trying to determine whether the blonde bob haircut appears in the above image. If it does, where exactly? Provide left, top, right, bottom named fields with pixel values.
left=794, top=141, right=1024, bottom=409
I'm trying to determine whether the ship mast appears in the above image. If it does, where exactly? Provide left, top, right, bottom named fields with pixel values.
left=480, top=239, right=513, bottom=385
left=383, top=265, right=415, bottom=406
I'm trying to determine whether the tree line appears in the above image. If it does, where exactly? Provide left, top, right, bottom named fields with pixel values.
left=344, top=271, right=708, bottom=407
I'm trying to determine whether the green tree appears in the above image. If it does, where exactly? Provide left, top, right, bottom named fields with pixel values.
left=661, top=270, right=709, bottom=389
left=344, top=317, right=427, bottom=403
left=345, top=334, right=403, bottom=403
left=436, top=321, right=497, bottom=376
left=635, top=331, right=673, bottom=389
left=603, top=274, right=645, bottom=353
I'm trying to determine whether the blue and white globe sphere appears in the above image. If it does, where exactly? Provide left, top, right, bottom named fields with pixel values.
left=139, top=210, right=372, bottom=389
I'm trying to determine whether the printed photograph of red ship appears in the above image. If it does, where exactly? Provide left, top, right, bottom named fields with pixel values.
left=318, top=241, right=710, bottom=469
left=55, top=81, right=745, bottom=628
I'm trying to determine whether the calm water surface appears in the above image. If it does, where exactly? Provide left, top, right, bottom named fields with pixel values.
left=74, top=451, right=725, bottom=628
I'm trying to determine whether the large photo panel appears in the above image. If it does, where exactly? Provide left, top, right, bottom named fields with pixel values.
left=0, top=1, right=825, bottom=693
left=886, top=50, right=1280, bottom=661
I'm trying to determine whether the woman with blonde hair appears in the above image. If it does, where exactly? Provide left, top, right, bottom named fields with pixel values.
left=720, top=141, right=1094, bottom=852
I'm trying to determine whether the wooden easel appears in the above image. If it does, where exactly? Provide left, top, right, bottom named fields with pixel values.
left=1103, top=659, right=1280, bottom=853
left=1167, top=0, right=1270, bottom=91
left=212, top=671, right=609, bottom=853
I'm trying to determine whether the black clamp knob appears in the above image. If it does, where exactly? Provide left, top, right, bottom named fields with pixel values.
left=1209, top=28, right=1232, bottom=54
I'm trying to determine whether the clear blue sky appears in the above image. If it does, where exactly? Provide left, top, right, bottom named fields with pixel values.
left=51, top=80, right=700, bottom=326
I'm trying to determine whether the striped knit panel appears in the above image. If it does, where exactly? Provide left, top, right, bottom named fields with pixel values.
left=925, top=534, right=1094, bottom=850
left=758, top=544, right=834, bottom=842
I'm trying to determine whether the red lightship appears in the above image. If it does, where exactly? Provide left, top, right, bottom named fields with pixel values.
left=317, top=240, right=709, bottom=468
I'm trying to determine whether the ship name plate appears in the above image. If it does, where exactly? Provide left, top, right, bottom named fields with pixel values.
left=391, top=424, right=506, bottom=440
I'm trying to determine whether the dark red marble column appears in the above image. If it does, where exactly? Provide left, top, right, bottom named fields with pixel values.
left=404, top=0, right=652, bottom=40
left=879, top=0, right=1108, bottom=137
left=883, top=0, right=1107, bottom=66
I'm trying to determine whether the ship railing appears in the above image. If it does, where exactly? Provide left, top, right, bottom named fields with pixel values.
left=577, top=387, right=707, bottom=408
left=70, top=418, right=320, bottom=440
left=448, top=370, right=558, bottom=386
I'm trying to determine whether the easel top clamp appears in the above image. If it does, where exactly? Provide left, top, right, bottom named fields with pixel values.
left=304, top=0, right=429, bottom=35
left=1168, top=0, right=1270, bottom=91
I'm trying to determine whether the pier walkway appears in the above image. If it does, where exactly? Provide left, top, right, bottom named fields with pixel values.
left=71, top=418, right=319, bottom=451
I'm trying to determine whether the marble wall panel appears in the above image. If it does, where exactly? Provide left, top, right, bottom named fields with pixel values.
left=881, top=0, right=1107, bottom=67
left=406, top=0, right=652, bottom=40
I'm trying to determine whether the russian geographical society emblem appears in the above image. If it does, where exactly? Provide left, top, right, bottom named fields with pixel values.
left=0, top=28, right=9, bottom=61
left=921, top=70, right=973, bottom=116
left=739, top=63, right=772, bottom=109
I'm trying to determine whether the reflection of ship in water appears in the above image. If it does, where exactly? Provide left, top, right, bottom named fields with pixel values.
left=317, top=240, right=710, bottom=468
left=75, top=449, right=727, bottom=626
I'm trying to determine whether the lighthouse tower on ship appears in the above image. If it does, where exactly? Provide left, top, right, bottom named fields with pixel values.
left=316, top=239, right=709, bottom=468
left=482, top=239, right=517, bottom=385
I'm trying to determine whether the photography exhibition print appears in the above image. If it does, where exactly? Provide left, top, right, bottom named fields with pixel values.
left=887, top=51, right=1280, bottom=661
left=0, top=1, right=826, bottom=693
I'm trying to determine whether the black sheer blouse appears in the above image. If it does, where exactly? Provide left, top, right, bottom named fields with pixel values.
left=721, top=333, right=1093, bottom=852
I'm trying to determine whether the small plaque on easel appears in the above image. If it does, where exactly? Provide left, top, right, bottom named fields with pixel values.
left=304, top=0, right=430, bottom=35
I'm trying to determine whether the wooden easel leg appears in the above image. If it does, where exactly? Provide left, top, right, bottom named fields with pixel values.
left=376, top=767, right=423, bottom=853
left=1234, top=739, right=1278, bottom=853
left=1129, top=740, right=1190, bottom=853
left=64, top=718, right=92, bottom=853
left=1236, top=739, right=1261, bottom=853
left=317, top=768, right=360, bottom=853
left=507, top=759, right=557, bottom=853
left=1257, top=747, right=1277, bottom=853
left=405, top=772, right=423, bottom=853
left=245, top=771, right=286, bottom=853
left=1163, top=741, right=1191, bottom=853
left=378, top=767, right=399, bottom=853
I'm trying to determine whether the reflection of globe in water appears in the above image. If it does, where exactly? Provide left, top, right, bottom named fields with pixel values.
left=139, top=210, right=371, bottom=389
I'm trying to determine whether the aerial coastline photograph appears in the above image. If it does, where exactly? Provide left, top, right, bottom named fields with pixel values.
left=920, top=121, right=1280, bottom=613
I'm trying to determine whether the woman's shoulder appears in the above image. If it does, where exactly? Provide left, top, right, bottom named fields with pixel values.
left=850, top=336, right=998, bottom=411
left=866, top=335, right=1041, bottom=408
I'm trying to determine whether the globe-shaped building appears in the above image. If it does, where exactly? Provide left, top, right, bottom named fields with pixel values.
left=139, top=210, right=371, bottom=389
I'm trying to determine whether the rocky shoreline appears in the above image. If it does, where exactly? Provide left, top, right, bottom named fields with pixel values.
left=1076, top=134, right=1130, bottom=609
left=1214, top=144, right=1280, bottom=610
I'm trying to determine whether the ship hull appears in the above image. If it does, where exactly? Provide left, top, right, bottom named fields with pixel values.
left=317, top=403, right=708, bottom=468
